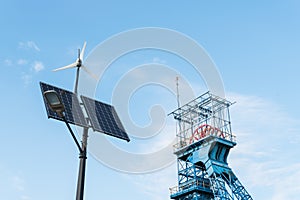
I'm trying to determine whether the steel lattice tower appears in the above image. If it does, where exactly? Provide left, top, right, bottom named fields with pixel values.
left=169, top=92, right=252, bottom=200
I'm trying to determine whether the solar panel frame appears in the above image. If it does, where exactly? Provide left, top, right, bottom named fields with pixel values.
left=40, top=82, right=89, bottom=128
left=80, top=95, right=130, bottom=142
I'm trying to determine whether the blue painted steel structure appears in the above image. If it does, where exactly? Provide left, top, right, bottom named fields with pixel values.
left=169, top=92, right=252, bottom=200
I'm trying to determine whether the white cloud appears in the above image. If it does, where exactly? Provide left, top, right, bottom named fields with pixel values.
left=152, top=57, right=166, bottom=64
left=11, top=175, right=25, bottom=192
left=4, top=59, right=12, bottom=66
left=228, top=92, right=300, bottom=199
left=21, top=195, right=31, bottom=200
left=124, top=165, right=177, bottom=200
left=21, top=74, right=32, bottom=86
left=0, top=165, right=31, bottom=200
left=17, top=59, right=28, bottom=65
left=10, top=174, right=31, bottom=200
left=18, top=61, right=44, bottom=85
left=32, top=61, right=44, bottom=72
left=18, top=41, right=40, bottom=52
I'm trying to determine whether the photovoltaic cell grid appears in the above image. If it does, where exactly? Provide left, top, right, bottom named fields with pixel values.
left=40, top=82, right=88, bottom=128
left=80, top=95, right=130, bottom=142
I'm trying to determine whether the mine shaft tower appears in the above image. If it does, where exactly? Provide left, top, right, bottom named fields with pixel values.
left=169, top=91, right=252, bottom=200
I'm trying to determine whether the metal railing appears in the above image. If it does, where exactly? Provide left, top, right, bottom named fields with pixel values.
left=169, top=179, right=211, bottom=195
left=173, top=130, right=236, bottom=152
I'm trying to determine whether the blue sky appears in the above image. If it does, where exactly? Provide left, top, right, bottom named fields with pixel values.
left=1, top=1, right=300, bottom=200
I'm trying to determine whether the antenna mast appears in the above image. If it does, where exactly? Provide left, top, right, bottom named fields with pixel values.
left=175, top=76, right=184, bottom=146
left=176, top=76, right=180, bottom=108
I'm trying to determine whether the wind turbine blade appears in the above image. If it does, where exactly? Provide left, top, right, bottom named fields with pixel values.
left=80, top=41, right=87, bottom=61
left=52, top=62, right=77, bottom=72
left=82, top=65, right=98, bottom=80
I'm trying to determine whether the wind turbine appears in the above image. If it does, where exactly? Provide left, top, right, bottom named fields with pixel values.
left=53, top=42, right=97, bottom=94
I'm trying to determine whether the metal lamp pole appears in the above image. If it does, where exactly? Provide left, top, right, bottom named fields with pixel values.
left=43, top=90, right=88, bottom=200
left=63, top=117, right=88, bottom=200
left=62, top=117, right=87, bottom=200
left=74, top=66, right=88, bottom=200
left=75, top=127, right=88, bottom=200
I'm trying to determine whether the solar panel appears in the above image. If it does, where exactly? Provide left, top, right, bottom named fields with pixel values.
left=80, top=95, right=130, bottom=142
left=40, top=82, right=88, bottom=128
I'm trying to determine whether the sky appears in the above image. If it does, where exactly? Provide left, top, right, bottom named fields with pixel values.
left=1, top=1, right=300, bottom=200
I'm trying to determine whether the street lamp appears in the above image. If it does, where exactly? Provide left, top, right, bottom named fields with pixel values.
left=43, top=90, right=86, bottom=200
left=41, top=81, right=130, bottom=200
left=43, top=90, right=65, bottom=117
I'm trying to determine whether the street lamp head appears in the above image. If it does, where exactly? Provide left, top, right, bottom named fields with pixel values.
left=43, top=90, right=65, bottom=117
